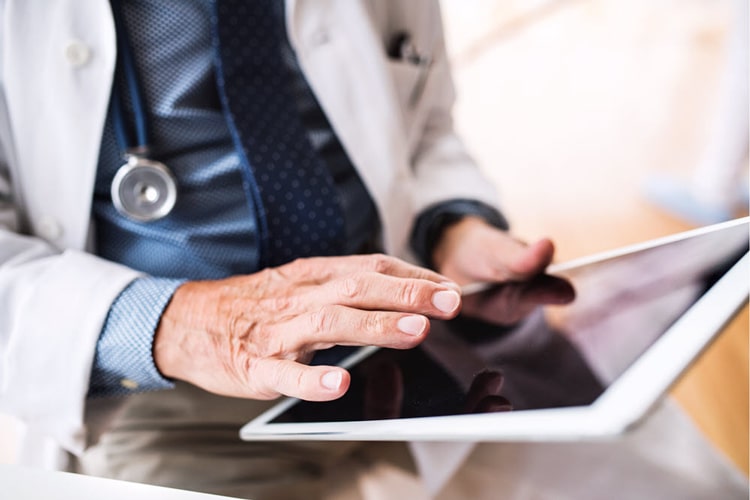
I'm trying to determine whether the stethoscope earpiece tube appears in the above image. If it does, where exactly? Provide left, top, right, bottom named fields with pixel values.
left=108, top=0, right=177, bottom=222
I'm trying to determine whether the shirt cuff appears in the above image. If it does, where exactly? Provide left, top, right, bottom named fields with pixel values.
left=88, top=276, right=185, bottom=398
left=409, top=199, right=509, bottom=269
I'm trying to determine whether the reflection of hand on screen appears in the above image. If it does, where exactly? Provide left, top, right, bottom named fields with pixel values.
left=463, top=370, right=513, bottom=413
left=363, top=361, right=512, bottom=419
left=461, top=274, right=575, bottom=326
left=363, top=361, right=403, bottom=420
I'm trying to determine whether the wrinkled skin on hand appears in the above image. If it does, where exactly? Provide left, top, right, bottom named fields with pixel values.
left=154, top=217, right=572, bottom=405
left=154, top=254, right=463, bottom=402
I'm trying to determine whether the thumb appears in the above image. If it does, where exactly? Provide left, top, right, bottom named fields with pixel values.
left=503, top=238, right=555, bottom=280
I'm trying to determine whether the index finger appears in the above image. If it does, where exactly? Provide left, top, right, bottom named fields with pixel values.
left=278, top=254, right=459, bottom=289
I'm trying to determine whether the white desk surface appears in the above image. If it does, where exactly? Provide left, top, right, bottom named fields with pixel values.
left=0, top=465, right=240, bottom=500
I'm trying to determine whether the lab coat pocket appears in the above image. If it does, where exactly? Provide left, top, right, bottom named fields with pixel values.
left=385, top=59, right=429, bottom=133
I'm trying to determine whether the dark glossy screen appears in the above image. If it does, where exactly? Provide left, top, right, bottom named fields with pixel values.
left=272, top=221, right=748, bottom=424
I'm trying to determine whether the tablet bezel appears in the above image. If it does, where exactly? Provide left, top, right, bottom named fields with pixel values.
left=241, top=218, right=749, bottom=442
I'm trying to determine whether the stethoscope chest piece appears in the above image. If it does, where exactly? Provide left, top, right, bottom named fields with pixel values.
left=111, top=154, right=177, bottom=222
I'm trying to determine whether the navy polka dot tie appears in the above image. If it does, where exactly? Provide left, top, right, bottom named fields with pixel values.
left=212, top=0, right=345, bottom=267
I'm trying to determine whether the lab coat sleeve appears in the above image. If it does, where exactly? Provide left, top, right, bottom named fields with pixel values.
left=0, top=232, right=141, bottom=456
left=0, top=81, right=140, bottom=458
left=0, top=91, right=139, bottom=459
left=0, top=0, right=144, bottom=458
left=408, top=2, right=501, bottom=218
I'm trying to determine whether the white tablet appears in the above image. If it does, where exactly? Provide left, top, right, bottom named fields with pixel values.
left=241, top=217, right=749, bottom=442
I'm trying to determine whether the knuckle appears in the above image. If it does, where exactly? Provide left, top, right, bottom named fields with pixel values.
left=361, top=312, right=385, bottom=335
left=245, top=359, right=281, bottom=400
left=256, top=267, right=278, bottom=287
left=337, top=275, right=365, bottom=299
left=276, top=258, right=307, bottom=276
left=271, top=362, right=306, bottom=398
left=266, top=294, right=295, bottom=313
left=266, top=368, right=288, bottom=398
left=369, top=253, right=392, bottom=274
left=286, top=257, right=308, bottom=275
left=310, top=305, right=337, bottom=334
left=225, top=310, right=254, bottom=346
left=281, top=257, right=315, bottom=281
left=397, top=281, right=423, bottom=308
left=295, top=369, right=306, bottom=394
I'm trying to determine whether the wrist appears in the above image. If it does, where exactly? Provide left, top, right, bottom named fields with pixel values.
left=153, top=280, right=202, bottom=380
left=409, top=200, right=509, bottom=270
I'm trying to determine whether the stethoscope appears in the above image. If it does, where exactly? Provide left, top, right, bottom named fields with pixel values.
left=109, top=0, right=177, bottom=222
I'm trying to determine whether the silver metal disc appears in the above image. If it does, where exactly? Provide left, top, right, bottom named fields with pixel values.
left=111, top=156, right=177, bottom=222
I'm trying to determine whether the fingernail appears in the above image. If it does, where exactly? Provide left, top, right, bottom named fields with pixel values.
left=321, top=371, right=342, bottom=391
left=397, top=315, right=427, bottom=336
left=432, top=290, right=461, bottom=313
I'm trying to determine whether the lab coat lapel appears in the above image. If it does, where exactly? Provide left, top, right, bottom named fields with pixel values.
left=286, top=0, right=414, bottom=256
left=4, top=0, right=116, bottom=250
left=8, top=1, right=412, bottom=254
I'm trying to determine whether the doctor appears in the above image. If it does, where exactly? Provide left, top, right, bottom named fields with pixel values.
left=0, top=0, right=562, bottom=498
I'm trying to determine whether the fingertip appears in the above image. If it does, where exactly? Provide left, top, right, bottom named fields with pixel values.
left=320, top=368, right=350, bottom=397
left=511, top=238, right=555, bottom=276
left=321, top=369, right=342, bottom=390
left=432, top=289, right=462, bottom=315
left=536, top=237, right=555, bottom=255
left=264, top=359, right=351, bottom=402
left=397, top=314, right=428, bottom=336
left=530, top=238, right=555, bottom=265
left=474, top=370, right=505, bottom=394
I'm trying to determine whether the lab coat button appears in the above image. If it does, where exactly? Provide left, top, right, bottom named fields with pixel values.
left=64, top=40, right=91, bottom=67
left=37, top=216, right=63, bottom=241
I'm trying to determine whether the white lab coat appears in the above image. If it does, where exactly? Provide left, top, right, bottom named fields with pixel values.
left=0, top=0, right=498, bottom=461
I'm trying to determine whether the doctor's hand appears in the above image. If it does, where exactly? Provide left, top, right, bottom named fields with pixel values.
left=432, top=216, right=574, bottom=312
left=153, top=254, right=462, bottom=402
left=433, top=216, right=555, bottom=285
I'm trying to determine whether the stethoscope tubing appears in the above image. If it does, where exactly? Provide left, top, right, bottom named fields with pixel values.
left=108, top=0, right=177, bottom=222
left=110, top=0, right=149, bottom=152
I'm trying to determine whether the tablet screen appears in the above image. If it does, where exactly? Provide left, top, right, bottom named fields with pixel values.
left=269, top=220, right=749, bottom=424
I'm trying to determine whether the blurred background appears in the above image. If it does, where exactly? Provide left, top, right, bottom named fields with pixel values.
left=1, top=0, right=747, bottom=478
left=441, top=0, right=748, bottom=475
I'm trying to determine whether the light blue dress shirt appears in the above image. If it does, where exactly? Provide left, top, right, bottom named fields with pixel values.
left=89, top=0, right=381, bottom=397
left=88, top=0, right=505, bottom=398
